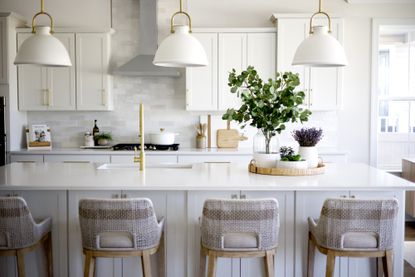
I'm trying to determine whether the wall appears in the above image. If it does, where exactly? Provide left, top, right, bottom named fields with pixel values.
left=1, top=0, right=415, bottom=161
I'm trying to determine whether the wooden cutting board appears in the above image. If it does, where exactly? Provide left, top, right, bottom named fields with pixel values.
left=217, top=121, right=247, bottom=148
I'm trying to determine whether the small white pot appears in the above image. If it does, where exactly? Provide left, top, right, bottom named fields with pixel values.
left=150, top=128, right=179, bottom=145
left=298, top=146, right=319, bottom=168
left=98, top=138, right=110, bottom=146
left=277, top=160, right=308, bottom=169
left=253, top=152, right=280, bottom=168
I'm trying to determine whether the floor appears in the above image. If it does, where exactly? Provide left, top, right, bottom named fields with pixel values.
left=405, top=222, right=415, bottom=277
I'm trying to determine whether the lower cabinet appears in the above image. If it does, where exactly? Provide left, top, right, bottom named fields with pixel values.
left=44, top=154, right=110, bottom=163
left=0, top=190, right=67, bottom=277
left=10, top=154, right=44, bottom=163
left=111, top=155, right=177, bottom=165
left=178, top=155, right=252, bottom=164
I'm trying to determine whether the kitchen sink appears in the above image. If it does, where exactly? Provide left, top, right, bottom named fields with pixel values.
left=97, top=163, right=193, bottom=170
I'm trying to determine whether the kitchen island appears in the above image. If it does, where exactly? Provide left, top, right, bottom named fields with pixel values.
left=0, top=162, right=413, bottom=277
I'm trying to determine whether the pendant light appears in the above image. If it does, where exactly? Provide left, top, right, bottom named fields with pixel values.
left=153, top=0, right=208, bottom=68
left=292, top=0, right=347, bottom=67
left=14, top=0, right=72, bottom=67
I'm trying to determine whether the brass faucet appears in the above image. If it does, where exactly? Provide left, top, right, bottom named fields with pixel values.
left=134, top=103, right=145, bottom=171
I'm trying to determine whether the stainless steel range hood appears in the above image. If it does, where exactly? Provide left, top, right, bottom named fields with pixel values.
left=113, top=0, right=180, bottom=77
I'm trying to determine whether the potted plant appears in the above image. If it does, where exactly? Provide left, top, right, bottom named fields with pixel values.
left=292, top=127, right=323, bottom=168
left=277, top=146, right=308, bottom=169
left=222, top=66, right=311, bottom=168
left=94, top=132, right=113, bottom=146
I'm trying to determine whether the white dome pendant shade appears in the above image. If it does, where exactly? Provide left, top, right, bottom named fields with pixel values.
left=153, top=25, right=208, bottom=67
left=292, top=26, right=347, bottom=67
left=14, top=0, right=72, bottom=67
left=153, top=0, right=208, bottom=68
left=292, top=0, right=347, bottom=67
left=15, top=26, right=72, bottom=67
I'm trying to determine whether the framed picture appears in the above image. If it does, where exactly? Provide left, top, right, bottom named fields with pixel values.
left=26, top=125, right=52, bottom=150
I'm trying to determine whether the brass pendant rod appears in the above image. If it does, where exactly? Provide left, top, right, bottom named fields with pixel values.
left=170, top=0, right=193, bottom=33
left=318, top=0, right=323, bottom=12
left=31, top=0, right=55, bottom=33
left=309, top=0, right=332, bottom=34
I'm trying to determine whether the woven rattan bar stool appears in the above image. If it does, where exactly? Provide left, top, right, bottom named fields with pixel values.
left=0, top=196, right=53, bottom=277
left=79, top=198, right=164, bottom=277
left=307, top=198, right=399, bottom=277
left=199, top=198, right=279, bottom=277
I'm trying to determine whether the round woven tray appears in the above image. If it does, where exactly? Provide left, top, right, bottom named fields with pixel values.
left=248, top=160, right=325, bottom=176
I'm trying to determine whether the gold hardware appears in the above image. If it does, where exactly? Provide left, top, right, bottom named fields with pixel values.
left=133, top=103, right=145, bottom=171
left=31, top=0, right=55, bottom=34
left=169, top=0, right=193, bottom=33
left=308, top=0, right=332, bottom=34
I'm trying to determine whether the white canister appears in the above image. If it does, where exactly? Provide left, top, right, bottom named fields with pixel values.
left=298, top=146, right=319, bottom=168
left=253, top=152, right=280, bottom=168
left=84, top=132, right=94, bottom=147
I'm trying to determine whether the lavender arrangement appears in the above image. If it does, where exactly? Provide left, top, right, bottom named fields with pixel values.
left=292, top=127, right=323, bottom=147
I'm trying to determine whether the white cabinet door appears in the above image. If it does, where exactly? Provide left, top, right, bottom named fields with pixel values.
left=348, top=191, right=405, bottom=277
left=239, top=191, right=294, bottom=277
left=187, top=191, right=240, bottom=277
left=44, top=154, right=110, bottom=163
left=10, top=154, right=44, bottom=163
left=247, top=33, right=276, bottom=81
left=295, top=191, right=350, bottom=277
left=76, top=33, right=112, bottom=111
left=16, top=190, right=68, bottom=277
left=111, top=154, right=177, bottom=165
left=17, top=33, right=76, bottom=111
left=68, top=190, right=123, bottom=277
left=0, top=17, right=7, bottom=84
left=186, top=33, right=218, bottom=111
left=218, top=33, right=246, bottom=111
left=46, top=33, right=76, bottom=110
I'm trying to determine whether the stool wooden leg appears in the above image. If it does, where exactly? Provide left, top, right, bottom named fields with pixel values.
left=159, top=232, right=166, bottom=277
left=142, top=250, right=152, bottom=277
left=307, top=233, right=315, bottom=277
left=377, top=257, right=383, bottom=277
left=207, top=252, right=217, bottom=277
left=199, top=245, right=207, bottom=277
left=16, top=250, right=25, bottom=277
left=383, top=250, right=393, bottom=277
left=264, top=250, right=275, bottom=277
left=44, top=232, right=53, bottom=277
left=325, top=250, right=336, bottom=277
left=83, top=252, right=92, bottom=277
left=91, top=257, right=96, bottom=277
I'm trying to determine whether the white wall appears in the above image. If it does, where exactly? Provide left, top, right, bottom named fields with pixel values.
left=1, top=0, right=415, bottom=161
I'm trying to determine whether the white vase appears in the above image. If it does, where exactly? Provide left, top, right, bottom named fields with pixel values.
left=277, top=160, right=308, bottom=169
left=253, top=152, right=280, bottom=168
left=298, top=146, right=319, bottom=168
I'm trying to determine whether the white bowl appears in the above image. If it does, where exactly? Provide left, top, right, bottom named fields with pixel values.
left=277, top=160, right=308, bottom=169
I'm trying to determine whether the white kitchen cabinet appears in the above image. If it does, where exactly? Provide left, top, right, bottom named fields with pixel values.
left=68, top=190, right=123, bottom=277
left=239, top=191, right=294, bottom=277
left=76, top=33, right=112, bottom=111
left=17, top=33, right=76, bottom=111
left=186, top=33, right=218, bottom=111
left=187, top=191, right=241, bottom=277
left=0, top=191, right=67, bottom=277
left=10, top=154, right=44, bottom=163
left=111, top=154, right=177, bottom=165
left=218, top=33, right=246, bottom=110
left=295, top=191, right=350, bottom=277
left=0, top=17, right=7, bottom=84
left=275, top=15, right=343, bottom=111
left=178, top=154, right=252, bottom=164
left=186, top=29, right=276, bottom=111
left=44, top=154, right=110, bottom=163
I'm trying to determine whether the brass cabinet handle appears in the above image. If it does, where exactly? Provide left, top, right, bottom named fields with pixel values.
left=101, top=89, right=107, bottom=106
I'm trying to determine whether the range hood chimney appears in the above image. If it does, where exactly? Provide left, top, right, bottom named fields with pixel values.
left=113, top=0, right=180, bottom=77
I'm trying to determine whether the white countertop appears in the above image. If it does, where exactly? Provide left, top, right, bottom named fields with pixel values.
left=9, top=147, right=348, bottom=156
left=0, top=162, right=413, bottom=191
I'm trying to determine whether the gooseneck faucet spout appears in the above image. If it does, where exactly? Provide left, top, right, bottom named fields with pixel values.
left=134, top=103, right=145, bottom=171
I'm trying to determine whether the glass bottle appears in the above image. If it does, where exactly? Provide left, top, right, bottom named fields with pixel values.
left=253, top=130, right=279, bottom=154
left=92, top=120, right=100, bottom=146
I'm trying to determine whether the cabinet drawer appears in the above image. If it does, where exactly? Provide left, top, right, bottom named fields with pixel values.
left=44, top=155, right=110, bottom=163
left=178, top=155, right=252, bottom=164
left=10, top=155, right=44, bottom=163
left=111, top=155, right=177, bottom=165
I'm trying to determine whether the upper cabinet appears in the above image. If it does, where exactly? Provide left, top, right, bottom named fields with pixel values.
left=0, top=17, right=8, bottom=84
left=186, top=29, right=277, bottom=111
left=17, top=31, right=112, bottom=111
left=274, top=15, right=344, bottom=111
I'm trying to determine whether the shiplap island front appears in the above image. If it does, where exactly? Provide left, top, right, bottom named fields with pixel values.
left=0, top=162, right=413, bottom=277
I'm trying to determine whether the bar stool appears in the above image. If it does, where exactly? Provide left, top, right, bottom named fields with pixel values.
left=199, top=198, right=279, bottom=277
left=79, top=198, right=165, bottom=277
left=307, top=198, right=398, bottom=277
left=0, top=196, right=53, bottom=277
